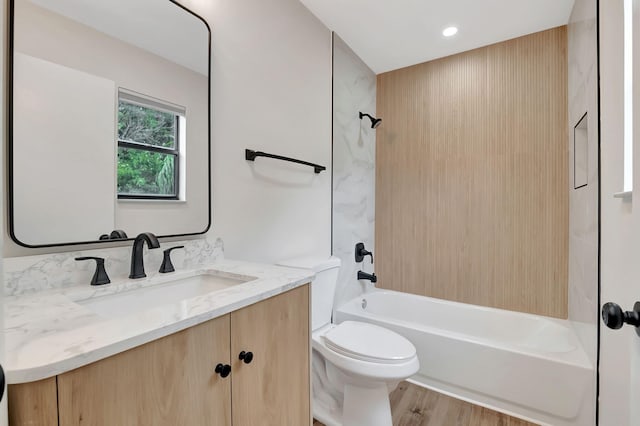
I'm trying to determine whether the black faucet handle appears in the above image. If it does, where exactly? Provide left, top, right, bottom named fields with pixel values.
left=159, top=246, right=185, bottom=273
left=355, top=242, right=374, bottom=264
left=75, top=257, right=111, bottom=286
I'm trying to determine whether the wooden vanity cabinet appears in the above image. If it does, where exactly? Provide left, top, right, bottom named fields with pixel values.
left=57, top=314, right=232, bottom=426
left=231, top=284, right=310, bottom=425
left=8, top=285, right=310, bottom=426
left=8, top=377, right=58, bottom=426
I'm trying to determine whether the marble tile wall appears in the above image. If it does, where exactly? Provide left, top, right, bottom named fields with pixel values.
left=331, top=35, right=377, bottom=309
left=567, top=0, right=598, bottom=423
left=568, top=0, right=599, bottom=360
left=4, top=236, right=224, bottom=296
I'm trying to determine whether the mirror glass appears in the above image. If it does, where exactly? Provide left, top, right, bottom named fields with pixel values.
left=10, top=0, right=210, bottom=247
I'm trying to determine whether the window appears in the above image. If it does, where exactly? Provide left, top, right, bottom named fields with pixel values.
left=117, top=91, right=185, bottom=199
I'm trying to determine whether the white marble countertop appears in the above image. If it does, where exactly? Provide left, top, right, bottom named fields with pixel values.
left=5, top=259, right=314, bottom=384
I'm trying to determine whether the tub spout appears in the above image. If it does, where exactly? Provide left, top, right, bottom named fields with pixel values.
left=357, top=270, right=377, bottom=283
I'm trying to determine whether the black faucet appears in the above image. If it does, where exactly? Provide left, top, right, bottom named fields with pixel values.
left=357, top=270, right=377, bottom=283
left=355, top=242, right=373, bottom=264
left=129, top=232, right=160, bottom=279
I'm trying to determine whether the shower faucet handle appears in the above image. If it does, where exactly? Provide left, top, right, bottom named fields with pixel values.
left=355, top=242, right=373, bottom=264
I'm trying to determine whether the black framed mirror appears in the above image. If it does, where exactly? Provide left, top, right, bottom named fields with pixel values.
left=8, top=0, right=211, bottom=248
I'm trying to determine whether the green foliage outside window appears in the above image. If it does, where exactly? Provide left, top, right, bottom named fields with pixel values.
left=117, top=101, right=179, bottom=196
left=118, top=148, right=175, bottom=195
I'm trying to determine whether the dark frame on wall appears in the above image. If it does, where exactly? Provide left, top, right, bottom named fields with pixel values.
left=6, top=0, right=212, bottom=248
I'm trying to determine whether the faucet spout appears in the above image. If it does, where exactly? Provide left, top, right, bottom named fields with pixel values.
left=357, top=270, right=377, bottom=283
left=129, top=232, right=160, bottom=279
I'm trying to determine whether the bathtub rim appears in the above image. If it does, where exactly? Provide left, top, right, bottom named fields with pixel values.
left=335, top=289, right=594, bottom=370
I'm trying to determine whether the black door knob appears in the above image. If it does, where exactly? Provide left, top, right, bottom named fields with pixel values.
left=214, top=363, right=231, bottom=378
left=239, top=351, right=254, bottom=364
left=602, top=302, right=640, bottom=336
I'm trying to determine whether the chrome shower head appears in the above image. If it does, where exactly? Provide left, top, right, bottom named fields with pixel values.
left=359, top=112, right=382, bottom=129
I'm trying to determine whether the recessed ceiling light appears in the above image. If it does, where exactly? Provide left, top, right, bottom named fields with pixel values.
left=442, top=26, right=458, bottom=37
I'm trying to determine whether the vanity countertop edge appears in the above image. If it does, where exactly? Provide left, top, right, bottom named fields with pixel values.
left=5, top=259, right=315, bottom=384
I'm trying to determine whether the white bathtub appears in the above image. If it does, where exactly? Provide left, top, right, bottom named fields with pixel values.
left=334, top=290, right=595, bottom=426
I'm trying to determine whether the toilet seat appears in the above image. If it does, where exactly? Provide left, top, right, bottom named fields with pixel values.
left=323, top=321, right=416, bottom=364
left=312, top=322, right=420, bottom=382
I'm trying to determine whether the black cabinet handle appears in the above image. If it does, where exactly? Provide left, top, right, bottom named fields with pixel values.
left=215, top=363, right=231, bottom=378
left=602, top=302, right=640, bottom=336
left=239, top=351, right=254, bottom=364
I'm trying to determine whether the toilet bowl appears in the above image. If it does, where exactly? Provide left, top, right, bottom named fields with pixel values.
left=277, top=256, right=419, bottom=426
left=313, top=321, right=419, bottom=426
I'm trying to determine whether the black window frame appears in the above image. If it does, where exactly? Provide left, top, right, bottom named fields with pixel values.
left=117, top=100, right=181, bottom=200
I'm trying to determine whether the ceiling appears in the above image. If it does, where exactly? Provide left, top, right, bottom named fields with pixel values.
left=300, top=0, right=575, bottom=74
left=29, top=0, right=209, bottom=75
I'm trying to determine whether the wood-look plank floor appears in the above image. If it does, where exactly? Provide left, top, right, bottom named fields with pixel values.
left=313, top=382, right=538, bottom=426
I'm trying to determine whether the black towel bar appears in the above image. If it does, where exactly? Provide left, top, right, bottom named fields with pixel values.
left=245, top=149, right=326, bottom=174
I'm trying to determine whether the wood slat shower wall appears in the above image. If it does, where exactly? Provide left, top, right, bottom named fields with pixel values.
left=375, top=27, right=568, bottom=318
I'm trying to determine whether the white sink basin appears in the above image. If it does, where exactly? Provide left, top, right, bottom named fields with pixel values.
left=78, top=273, right=250, bottom=317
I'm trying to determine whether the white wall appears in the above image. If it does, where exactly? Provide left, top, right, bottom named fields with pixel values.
left=331, top=35, right=377, bottom=309
left=13, top=53, right=116, bottom=245
left=599, top=0, right=635, bottom=424
left=179, top=0, right=332, bottom=263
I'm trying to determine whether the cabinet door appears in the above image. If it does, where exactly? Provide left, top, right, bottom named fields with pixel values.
left=57, top=315, right=231, bottom=426
left=8, top=378, right=58, bottom=426
left=231, top=285, right=310, bottom=426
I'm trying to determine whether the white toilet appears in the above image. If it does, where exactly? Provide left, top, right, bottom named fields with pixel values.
left=277, top=256, right=419, bottom=426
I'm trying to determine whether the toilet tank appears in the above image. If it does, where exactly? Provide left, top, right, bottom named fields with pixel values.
left=277, top=256, right=341, bottom=331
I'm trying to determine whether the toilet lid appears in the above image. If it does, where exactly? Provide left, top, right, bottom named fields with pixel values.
left=323, top=321, right=416, bottom=364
